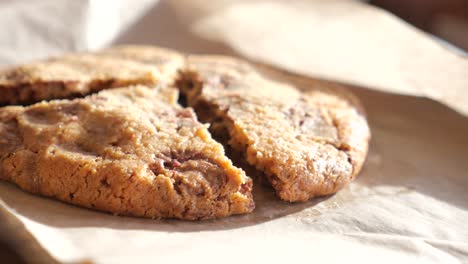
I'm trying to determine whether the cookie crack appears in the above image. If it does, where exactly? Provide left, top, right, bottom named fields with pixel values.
left=175, top=65, right=367, bottom=202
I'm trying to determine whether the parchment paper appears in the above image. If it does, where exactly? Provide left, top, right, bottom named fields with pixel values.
left=0, top=0, right=467, bottom=263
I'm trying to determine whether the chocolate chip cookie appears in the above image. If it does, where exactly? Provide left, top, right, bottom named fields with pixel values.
left=179, top=55, right=370, bottom=202
left=0, top=45, right=370, bottom=217
left=0, top=46, right=183, bottom=105
left=0, top=85, right=254, bottom=220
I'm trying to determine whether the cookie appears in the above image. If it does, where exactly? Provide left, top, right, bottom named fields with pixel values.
left=179, top=55, right=370, bottom=202
left=0, top=85, right=254, bottom=220
left=0, top=45, right=370, bottom=216
left=0, top=46, right=183, bottom=105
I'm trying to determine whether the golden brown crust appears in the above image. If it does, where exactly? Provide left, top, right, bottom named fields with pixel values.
left=0, top=46, right=184, bottom=105
left=0, top=45, right=370, bottom=218
left=0, top=86, right=254, bottom=220
left=181, top=55, right=370, bottom=202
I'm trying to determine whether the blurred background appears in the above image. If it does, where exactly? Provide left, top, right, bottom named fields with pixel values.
left=371, top=0, right=468, bottom=51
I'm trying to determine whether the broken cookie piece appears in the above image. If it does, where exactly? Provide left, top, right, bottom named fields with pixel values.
left=0, top=45, right=370, bottom=217
left=0, top=46, right=183, bottom=105
left=179, top=55, right=370, bottom=202
left=0, top=85, right=254, bottom=220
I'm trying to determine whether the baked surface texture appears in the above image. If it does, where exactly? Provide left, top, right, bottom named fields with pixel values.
left=0, top=86, right=254, bottom=220
left=0, top=45, right=184, bottom=105
left=180, top=55, right=370, bottom=202
left=0, top=45, right=370, bottom=216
